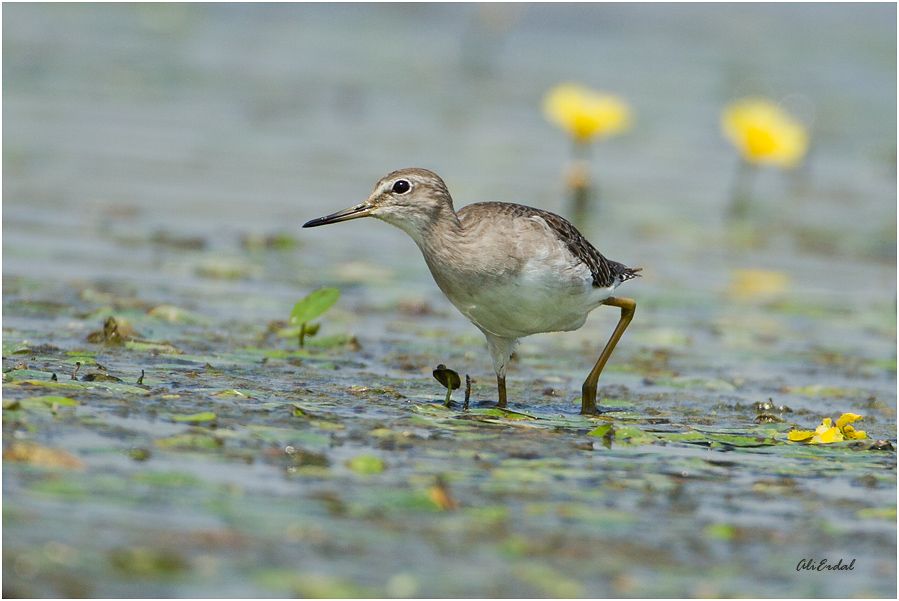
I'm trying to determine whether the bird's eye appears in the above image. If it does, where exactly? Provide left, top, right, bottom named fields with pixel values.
left=392, top=180, right=411, bottom=194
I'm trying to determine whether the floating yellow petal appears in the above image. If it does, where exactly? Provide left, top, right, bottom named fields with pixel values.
left=835, top=413, right=862, bottom=429
left=787, top=430, right=815, bottom=442
left=721, top=98, right=809, bottom=168
left=811, top=425, right=843, bottom=444
left=543, top=83, right=632, bottom=143
left=842, top=424, right=867, bottom=440
left=788, top=413, right=867, bottom=444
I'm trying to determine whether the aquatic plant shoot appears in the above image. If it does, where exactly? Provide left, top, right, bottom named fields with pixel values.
left=284, top=287, right=340, bottom=348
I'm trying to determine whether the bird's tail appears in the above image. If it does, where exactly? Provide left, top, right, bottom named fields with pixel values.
left=612, top=262, right=643, bottom=283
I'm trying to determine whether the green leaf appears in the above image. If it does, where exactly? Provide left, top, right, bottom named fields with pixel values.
left=3, top=369, right=57, bottom=382
left=109, top=546, right=188, bottom=577
left=596, top=425, right=657, bottom=446
left=125, top=340, right=182, bottom=355
left=255, top=569, right=369, bottom=598
left=171, top=411, right=217, bottom=423
left=290, top=287, right=340, bottom=325
left=155, top=433, right=222, bottom=450
left=471, top=408, right=536, bottom=420
left=304, top=334, right=352, bottom=348
left=213, top=389, right=249, bottom=398
left=704, top=523, right=738, bottom=541
left=587, top=423, right=614, bottom=438
left=17, top=395, right=79, bottom=409
left=346, top=454, right=385, bottom=475
left=132, top=471, right=200, bottom=487
left=856, top=507, right=897, bottom=520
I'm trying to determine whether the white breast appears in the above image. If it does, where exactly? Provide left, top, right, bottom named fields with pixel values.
left=453, top=265, right=615, bottom=338
left=430, top=216, right=617, bottom=338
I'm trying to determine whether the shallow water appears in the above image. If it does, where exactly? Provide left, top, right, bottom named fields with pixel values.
left=3, top=3, right=896, bottom=598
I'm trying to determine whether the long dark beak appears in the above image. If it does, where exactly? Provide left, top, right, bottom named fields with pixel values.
left=302, top=203, right=374, bottom=228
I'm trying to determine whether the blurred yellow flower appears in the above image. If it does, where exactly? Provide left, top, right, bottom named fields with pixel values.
left=787, top=413, right=867, bottom=444
left=543, top=84, right=632, bottom=143
left=727, top=268, right=790, bottom=301
left=721, top=98, right=809, bottom=168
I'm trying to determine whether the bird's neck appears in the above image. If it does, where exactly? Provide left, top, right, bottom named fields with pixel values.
left=418, top=208, right=465, bottom=256
left=415, top=210, right=485, bottom=298
left=397, top=205, right=464, bottom=251
left=380, top=203, right=474, bottom=292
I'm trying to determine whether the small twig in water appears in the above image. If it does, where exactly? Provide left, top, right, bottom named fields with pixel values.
left=463, top=375, right=471, bottom=411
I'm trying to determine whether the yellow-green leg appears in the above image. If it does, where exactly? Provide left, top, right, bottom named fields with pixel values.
left=581, top=297, right=636, bottom=415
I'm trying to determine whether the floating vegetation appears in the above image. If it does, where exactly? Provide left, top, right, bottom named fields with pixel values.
left=170, top=411, right=217, bottom=424
left=346, top=454, right=386, bottom=475
left=2, top=5, right=894, bottom=598
left=3, top=247, right=896, bottom=601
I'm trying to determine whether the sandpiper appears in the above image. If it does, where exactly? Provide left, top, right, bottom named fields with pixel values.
left=303, top=168, right=640, bottom=415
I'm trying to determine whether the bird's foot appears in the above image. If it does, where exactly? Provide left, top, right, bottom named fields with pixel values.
left=579, top=393, right=601, bottom=416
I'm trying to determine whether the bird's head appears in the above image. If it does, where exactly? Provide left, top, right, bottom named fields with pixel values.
left=302, top=168, right=455, bottom=239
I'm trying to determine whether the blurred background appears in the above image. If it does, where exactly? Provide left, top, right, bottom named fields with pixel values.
left=3, top=3, right=896, bottom=598
left=5, top=3, right=895, bottom=289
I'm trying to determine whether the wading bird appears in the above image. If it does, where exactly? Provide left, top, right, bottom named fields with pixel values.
left=303, top=168, right=639, bottom=414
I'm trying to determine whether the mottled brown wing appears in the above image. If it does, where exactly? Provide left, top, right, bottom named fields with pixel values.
left=462, top=202, right=641, bottom=288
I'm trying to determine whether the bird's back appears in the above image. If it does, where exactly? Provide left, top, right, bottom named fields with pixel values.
left=413, top=201, right=639, bottom=339
left=457, top=202, right=640, bottom=289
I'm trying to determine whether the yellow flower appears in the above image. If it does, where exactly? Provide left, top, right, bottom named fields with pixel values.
left=721, top=98, right=809, bottom=168
left=543, top=83, right=632, bottom=143
left=787, top=413, right=867, bottom=444
left=835, top=413, right=861, bottom=429
left=836, top=413, right=867, bottom=439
